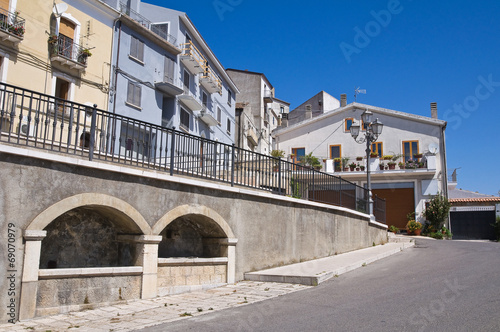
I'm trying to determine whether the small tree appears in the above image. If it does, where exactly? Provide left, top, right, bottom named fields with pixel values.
left=298, top=152, right=322, bottom=170
left=423, top=193, right=451, bottom=229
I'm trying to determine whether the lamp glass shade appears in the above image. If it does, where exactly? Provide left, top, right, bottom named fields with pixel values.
left=361, top=110, right=373, bottom=124
left=371, top=118, right=383, bottom=135
left=350, top=122, right=360, bottom=138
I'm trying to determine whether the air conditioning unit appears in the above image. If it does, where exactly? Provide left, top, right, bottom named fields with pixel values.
left=19, top=116, right=34, bottom=137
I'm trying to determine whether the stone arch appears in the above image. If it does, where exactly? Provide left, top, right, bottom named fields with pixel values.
left=152, top=204, right=234, bottom=238
left=27, top=193, right=151, bottom=235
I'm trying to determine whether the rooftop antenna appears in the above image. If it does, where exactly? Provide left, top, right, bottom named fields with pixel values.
left=354, top=87, right=366, bottom=102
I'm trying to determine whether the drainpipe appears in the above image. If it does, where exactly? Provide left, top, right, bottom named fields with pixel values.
left=441, top=123, right=450, bottom=229
left=112, top=18, right=122, bottom=115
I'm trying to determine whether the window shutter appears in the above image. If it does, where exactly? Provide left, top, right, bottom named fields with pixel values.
left=59, top=18, right=75, bottom=39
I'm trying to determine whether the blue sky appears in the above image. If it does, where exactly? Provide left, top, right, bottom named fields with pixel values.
left=149, top=0, right=500, bottom=196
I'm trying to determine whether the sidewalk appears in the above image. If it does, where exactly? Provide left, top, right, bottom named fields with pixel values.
left=0, top=236, right=414, bottom=332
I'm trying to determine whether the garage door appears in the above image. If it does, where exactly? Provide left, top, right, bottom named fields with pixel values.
left=372, top=183, right=415, bottom=229
left=450, top=210, right=496, bottom=240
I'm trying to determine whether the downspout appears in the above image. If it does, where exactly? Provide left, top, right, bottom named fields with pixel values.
left=237, top=108, right=242, bottom=149
left=112, top=18, right=122, bottom=115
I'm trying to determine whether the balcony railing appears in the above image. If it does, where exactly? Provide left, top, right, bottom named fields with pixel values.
left=0, top=8, right=25, bottom=42
left=118, top=2, right=177, bottom=46
left=0, top=82, right=386, bottom=224
left=200, top=65, right=222, bottom=94
left=48, top=35, right=90, bottom=70
left=180, top=41, right=206, bottom=75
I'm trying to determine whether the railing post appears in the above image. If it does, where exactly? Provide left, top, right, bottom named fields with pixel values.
left=213, top=141, right=218, bottom=178
left=231, top=143, right=235, bottom=187
left=278, top=159, right=282, bottom=195
left=88, top=104, right=97, bottom=161
left=169, top=129, right=176, bottom=176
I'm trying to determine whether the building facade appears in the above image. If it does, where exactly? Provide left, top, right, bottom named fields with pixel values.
left=226, top=69, right=289, bottom=154
left=273, top=101, right=448, bottom=230
left=101, top=0, right=239, bottom=160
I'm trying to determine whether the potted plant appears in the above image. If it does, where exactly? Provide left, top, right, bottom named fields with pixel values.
left=406, top=220, right=423, bottom=235
left=382, top=155, right=393, bottom=161
left=356, top=163, right=360, bottom=171
left=379, top=162, right=385, bottom=170
left=360, top=165, right=365, bottom=171
left=356, top=156, right=363, bottom=161
left=370, top=152, right=379, bottom=158
left=341, top=157, right=350, bottom=171
left=414, top=153, right=423, bottom=159
left=388, top=225, right=399, bottom=234
left=405, top=159, right=418, bottom=169
left=387, top=161, right=396, bottom=170
left=348, top=162, right=357, bottom=171
left=398, top=161, right=405, bottom=169
left=299, top=152, right=322, bottom=170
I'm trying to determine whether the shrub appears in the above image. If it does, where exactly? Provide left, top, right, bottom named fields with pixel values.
left=388, top=225, right=399, bottom=233
left=492, top=216, right=500, bottom=242
left=423, top=193, right=451, bottom=229
left=406, top=220, right=423, bottom=232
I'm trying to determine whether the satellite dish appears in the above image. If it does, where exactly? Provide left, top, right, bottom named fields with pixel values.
left=428, top=143, right=439, bottom=155
left=53, top=3, right=68, bottom=17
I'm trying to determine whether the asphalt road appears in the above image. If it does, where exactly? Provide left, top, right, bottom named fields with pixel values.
left=139, top=239, right=500, bottom=332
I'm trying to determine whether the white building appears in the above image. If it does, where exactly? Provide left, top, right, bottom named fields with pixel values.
left=273, top=100, right=448, bottom=229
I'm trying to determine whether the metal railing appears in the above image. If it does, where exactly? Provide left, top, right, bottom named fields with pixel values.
left=49, top=36, right=89, bottom=66
left=0, top=82, right=385, bottom=223
left=0, top=8, right=25, bottom=38
left=119, top=2, right=177, bottom=46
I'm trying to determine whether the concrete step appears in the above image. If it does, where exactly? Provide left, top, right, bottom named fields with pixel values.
left=244, top=241, right=415, bottom=286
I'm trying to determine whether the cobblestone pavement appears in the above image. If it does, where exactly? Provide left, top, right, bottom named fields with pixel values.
left=0, top=281, right=311, bottom=332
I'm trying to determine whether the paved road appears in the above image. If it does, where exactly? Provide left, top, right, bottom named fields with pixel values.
left=139, top=239, right=500, bottom=332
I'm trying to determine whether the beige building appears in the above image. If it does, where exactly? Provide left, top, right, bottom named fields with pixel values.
left=0, top=0, right=117, bottom=109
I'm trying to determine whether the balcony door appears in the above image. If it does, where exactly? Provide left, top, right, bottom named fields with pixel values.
left=55, top=78, right=69, bottom=115
left=59, top=18, right=75, bottom=59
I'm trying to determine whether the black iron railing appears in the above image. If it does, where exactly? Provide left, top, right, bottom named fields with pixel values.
left=0, top=8, right=25, bottom=38
left=0, top=82, right=385, bottom=223
left=48, top=35, right=89, bottom=66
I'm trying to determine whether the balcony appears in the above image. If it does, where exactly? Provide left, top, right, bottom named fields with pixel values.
left=48, top=35, right=89, bottom=71
left=155, top=77, right=184, bottom=97
left=200, top=65, right=222, bottom=94
left=263, top=89, right=273, bottom=103
left=0, top=8, right=25, bottom=44
left=178, top=86, right=202, bottom=111
left=118, top=2, right=179, bottom=54
left=198, top=105, right=219, bottom=127
left=180, top=41, right=205, bottom=75
left=246, top=127, right=258, bottom=146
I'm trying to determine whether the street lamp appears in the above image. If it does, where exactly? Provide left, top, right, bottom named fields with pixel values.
left=350, top=109, right=383, bottom=219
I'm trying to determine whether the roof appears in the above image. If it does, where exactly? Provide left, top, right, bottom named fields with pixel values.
left=274, top=102, right=447, bottom=136
left=448, top=188, right=500, bottom=203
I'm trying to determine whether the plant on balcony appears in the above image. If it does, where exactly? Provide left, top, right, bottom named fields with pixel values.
left=370, top=152, right=379, bottom=158
left=299, top=152, right=322, bottom=170
left=48, top=34, right=58, bottom=44
left=348, top=162, right=357, bottom=171
left=398, top=161, right=405, bottom=169
left=405, top=159, right=418, bottom=169
left=80, top=48, right=92, bottom=57
left=379, top=162, right=385, bottom=170
left=341, top=157, right=350, bottom=171
left=356, top=156, right=363, bottom=161
left=8, top=24, right=24, bottom=37
left=271, top=149, right=285, bottom=171
left=360, top=165, right=365, bottom=171
left=414, top=153, right=423, bottom=159
left=382, top=155, right=393, bottom=160
left=387, top=161, right=396, bottom=169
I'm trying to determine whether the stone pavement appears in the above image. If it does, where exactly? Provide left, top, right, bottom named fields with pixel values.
left=0, top=236, right=414, bottom=332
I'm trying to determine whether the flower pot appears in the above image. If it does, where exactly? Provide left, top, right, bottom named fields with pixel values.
left=356, top=167, right=360, bottom=171
left=414, top=229, right=421, bottom=236
left=344, top=167, right=349, bottom=172
left=379, top=165, right=384, bottom=170
left=388, top=163, right=396, bottom=170
left=349, top=167, right=355, bottom=171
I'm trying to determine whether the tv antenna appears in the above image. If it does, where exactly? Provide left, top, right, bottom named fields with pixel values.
left=354, top=87, right=366, bottom=102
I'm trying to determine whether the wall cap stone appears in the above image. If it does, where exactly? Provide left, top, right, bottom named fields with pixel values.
left=38, top=266, right=143, bottom=279
left=24, top=230, right=47, bottom=241
left=158, top=257, right=228, bottom=266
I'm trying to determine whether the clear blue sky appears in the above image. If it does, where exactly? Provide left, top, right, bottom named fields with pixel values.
left=149, top=0, right=500, bottom=196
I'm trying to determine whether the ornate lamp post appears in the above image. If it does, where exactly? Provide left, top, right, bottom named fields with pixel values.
left=349, top=110, right=383, bottom=218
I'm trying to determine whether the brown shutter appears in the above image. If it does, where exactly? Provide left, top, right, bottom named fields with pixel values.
left=0, top=0, right=10, bottom=11
left=59, top=18, right=75, bottom=39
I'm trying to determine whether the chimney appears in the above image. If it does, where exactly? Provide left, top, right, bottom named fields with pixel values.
left=340, top=94, right=347, bottom=107
left=430, top=102, right=438, bottom=119
left=305, top=104, right=312, bottom=119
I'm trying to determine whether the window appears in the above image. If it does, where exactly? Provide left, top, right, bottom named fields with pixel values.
left=202, top=91, right=208, bottom=107
left=226, top=118, right=231, bottom=134
left=227, top=89, right=232, bottom=106
left=280, top=106, right=284, bottom=113
left=371, top=142, right=383, bottom=157
left=54, top=77, right=70, bottom=115
left=130, top=36, right=144, bottom=62
left=183, top=70, right=190, bottom=88
left=345, top=118, right=353, bottom=132
left=292, top=147, right=305, bottom=164
left=59, top=18, right=76, bottom=58
left=403, top=140, right=419, bottom=162
left=127, top=81, right=141, bottom=108
left=330, top=145, right=341, bottom=169
left=217, top=107, right=221, bottom=125
left=180, top=107, right=190, bottom=131
left=164, top=57, right=175, bottom=84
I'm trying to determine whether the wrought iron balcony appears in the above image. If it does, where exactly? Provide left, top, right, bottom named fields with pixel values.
left=178, top=85, right=202, bottom=111
left=180, top=41, right=206, bottom=75
left=48, top=35, right=90, bottom=71
left=200, top=65, right=222, bottom=94
left=0, top=8, right=25, bottom=43
left=118, top=2, right=177, bottom=47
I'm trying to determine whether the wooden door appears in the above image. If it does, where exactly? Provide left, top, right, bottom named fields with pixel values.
left=372, top=188, right=415, bottom=229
